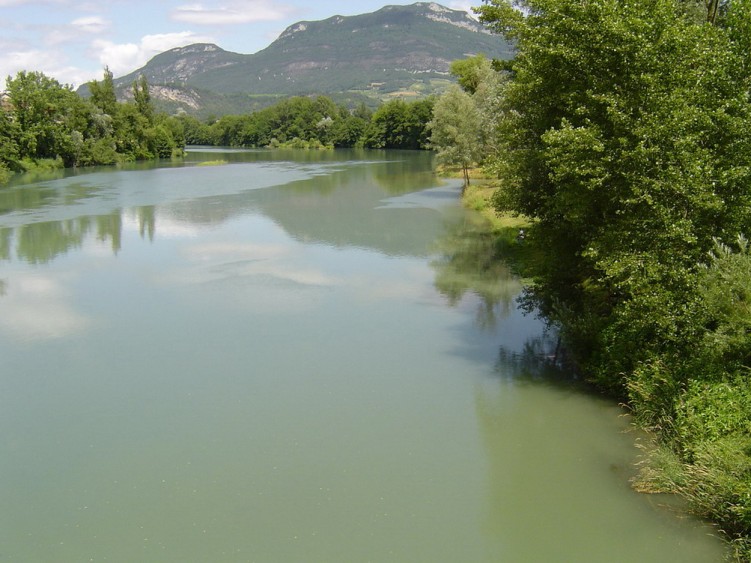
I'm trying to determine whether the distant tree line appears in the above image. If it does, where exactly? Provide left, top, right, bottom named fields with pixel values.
left=0, top=69, right=436, bottom=184
left=176, top=95, right=434, bottom=151
left=0, top=69, right=184, bottom=182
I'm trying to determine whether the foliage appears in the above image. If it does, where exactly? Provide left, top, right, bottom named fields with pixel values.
left=428, top=85, right=482, bottom=185
left=429, top=54, right=507, bottom=185
left=180, top=95, right=433, bottom=151
left=1, top=70, right=183, bottom=181
left=477, top=0, right=751, bottom=384
left=699, top=236, right=751, bottom=371
left=449, top=54, right=495, bottom=95
left=361, top=98, right=435, bottom=150
left=476, top=0, right=751, bottom=550
left=88, top=66, right=118, bottom=116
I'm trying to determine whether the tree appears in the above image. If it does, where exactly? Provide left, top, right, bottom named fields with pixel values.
left=6, top=71, right=78, bottom=160
left=132, top=75, right=153, bottom=124
left=0, top=107, right=20, bottom=169
left=450, top=54, right=494, bottom=95
left=428, top=85, right=481, bottom=186
left=699, top=236, right=751, bottom=372
left=477, top=0, right=751, bottom=391
left=361, top=98, right=434, bottom=149
left=89, top=66, right=118, bottom=116
left=329, top=113, right=367, bottom=147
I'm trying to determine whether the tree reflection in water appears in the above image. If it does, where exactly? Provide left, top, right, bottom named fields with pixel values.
left=431, top=210, right=523, bottom=330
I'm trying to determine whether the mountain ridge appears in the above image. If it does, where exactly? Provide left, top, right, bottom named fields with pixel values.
left=92, top=2, right=513, bottom=116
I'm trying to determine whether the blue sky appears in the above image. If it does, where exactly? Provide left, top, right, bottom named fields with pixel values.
left=1, top=0, right=478, bottom=89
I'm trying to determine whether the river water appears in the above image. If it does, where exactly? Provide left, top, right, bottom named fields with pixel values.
left=0, top=148, right=726, bottom=561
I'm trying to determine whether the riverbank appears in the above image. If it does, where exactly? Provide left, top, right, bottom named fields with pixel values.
left=460, top=182, right=749, bottom=562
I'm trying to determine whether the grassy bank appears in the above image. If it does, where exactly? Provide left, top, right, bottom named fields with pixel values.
left=448, top=173, right=538, bottom=281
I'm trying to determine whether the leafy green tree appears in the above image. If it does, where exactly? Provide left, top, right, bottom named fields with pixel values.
left=132, top=75, right=154, bottom=124
left=477, top=0, right=751, bottom=391
left=178, top=115, right=214, bottom=145
left=362, top=98, right=434, bottom=149
left=6, top=71, right=80, bottom=161
left=329, top=113, right=367, bottom=147
left=0, top=107, right=20, bottom=169
left=699, top=236, right=751, bottom=373
left=428, top=85, right=481, bottom=186
left=3, top=69, right=183, bottom=171
left=113, top=102, right=154, bottom=159
left=89, top=67, right=118, bottom=116
left=450, top=54, right=494, bottom=95
left=150, top=123, right=177, bottom=158
left=477, top=0, right=751, bottom=549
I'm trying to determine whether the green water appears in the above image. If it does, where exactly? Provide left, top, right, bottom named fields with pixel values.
left=0, top=149, right=726, bottom=561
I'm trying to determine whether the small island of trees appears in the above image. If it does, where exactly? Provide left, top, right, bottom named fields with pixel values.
left=0, top=69, right=184, bottom=183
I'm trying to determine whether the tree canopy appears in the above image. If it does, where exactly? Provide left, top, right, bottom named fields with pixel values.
left=178, top=96, right=434, bottom=151
left=1, top=70, right=183, bottom=176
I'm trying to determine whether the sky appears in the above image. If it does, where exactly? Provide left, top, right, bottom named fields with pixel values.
left=1, top=0, right=478, bottom=89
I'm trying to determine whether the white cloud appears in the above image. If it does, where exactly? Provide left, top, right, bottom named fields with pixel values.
left=172, top=0, right=294, bottom=25
left=91, top=30, right=216, bottom=76
left=45, top=15, right=111, bottom=45
left=0, top=49, right=68, bottom=83
left=0, top=11, right=115, bottom=86
left=0, top=46, right=100, bottom=89
left=72, top=15, right=110, bottom=33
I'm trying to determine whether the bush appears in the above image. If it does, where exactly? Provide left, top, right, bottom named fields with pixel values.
left=0, top=162, right=11, bottom=184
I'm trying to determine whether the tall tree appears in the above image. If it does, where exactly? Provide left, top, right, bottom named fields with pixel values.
left=476, top=0, right=751, bottom=547
left=0, top=106, right=20, bottom=170
left=89, top=66, right=118, bottom=116
left=450, top=54, right=494, bottom=95
left=132, top=75, right=153, bottom=124
left=428, top=85, right=481, bottom=186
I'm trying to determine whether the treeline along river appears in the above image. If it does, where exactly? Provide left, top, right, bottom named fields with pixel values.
left=0, top=148, right=728, bottom=561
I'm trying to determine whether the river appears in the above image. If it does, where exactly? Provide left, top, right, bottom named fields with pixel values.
left=0, top=148, right=727, bottom=561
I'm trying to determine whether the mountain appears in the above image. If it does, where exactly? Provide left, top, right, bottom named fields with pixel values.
left=90, top=3, right=513, bottom=116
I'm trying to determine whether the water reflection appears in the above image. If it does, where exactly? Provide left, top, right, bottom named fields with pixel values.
left=473, top=335, right=726, bottom=561
left=0, top=149, right=442, bottom=265
left=431, top=211, right=522, bottom=329
left=138, top=205, right=156, bottom=241
left=0, top=270, right=93, bottom=340
left=426, top=202, right=727, bottom=559
left=1, top=212, right=122, bottom=264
